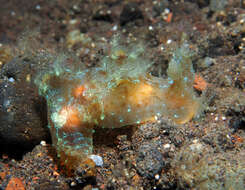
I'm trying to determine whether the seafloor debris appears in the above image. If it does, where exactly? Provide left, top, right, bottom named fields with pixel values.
left=34, top=36, right=202, bottom=176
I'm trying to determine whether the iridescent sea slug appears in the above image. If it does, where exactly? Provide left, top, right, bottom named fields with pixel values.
left=35, top=37, right=202, bottom=176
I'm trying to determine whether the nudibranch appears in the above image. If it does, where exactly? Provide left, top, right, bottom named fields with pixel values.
left=35, top=38, right=201, bottom=176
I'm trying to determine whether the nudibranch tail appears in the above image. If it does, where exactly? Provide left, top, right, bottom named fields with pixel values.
left=164, top=42, right=201, bottom=124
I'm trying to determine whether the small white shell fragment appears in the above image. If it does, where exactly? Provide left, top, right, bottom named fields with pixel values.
left=163, top=143, right=171, bottom=149
left=40, top=140, right=47, bottom=146
left=89, top=154, right=103, bottom=166
left=155, top=174, right=160, bottom=180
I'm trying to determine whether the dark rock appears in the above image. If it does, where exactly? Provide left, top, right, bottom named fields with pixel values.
left=1, top=57, right=33, bottom=82
left=120, top=3, right=143, bottom=26
left=152, top=0, right=169, bottom=17
left=215, top=12, right=237, bottom=26
left=136, top=142, right=164, bottom=178
left=171, top=133, right=185, bottom=147
left=217, top=133, right=235, bottom=150
left=138, top=122, right=160, bottom=139
left=93, top=9, right=113, bottom=23
left=227, top=106, right=245, bottom=132
left=207, top=36, right=234, bottom=57
left=185, top=0, right=210, bottom=8
left=0, top=57, right=50, bottom=158
left=229, top=117, right=245, bottom=132
left=235, top=69, right=245, bottom=89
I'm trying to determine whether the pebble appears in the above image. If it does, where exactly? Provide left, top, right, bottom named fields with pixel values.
left=8, top=77, right=15, bottom=83
left=163, top=143, right=171, bottom=149
left=6, top=177, right=25, bottom=190
left=89, top=155, right=103, bottom=167
left=0, top=57, right=51, bottom=155
left=166, top=39, right=172, bottom=44
left=40, top=141, right=46, bottom=146
left=136, top=142, right=164, bottom=178
left=70, top=181, right=76, bottom=187
left=120, top=2, right=143, bottom=26
left=155, top=174, right=160, bottom=180
left=112, top=25, right=118, bottom=31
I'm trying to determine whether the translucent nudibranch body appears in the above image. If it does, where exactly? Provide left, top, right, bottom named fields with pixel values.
left=35, top=38, right=201, bottom=175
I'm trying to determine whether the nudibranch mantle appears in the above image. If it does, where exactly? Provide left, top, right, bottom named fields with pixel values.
left=35, top=38, right=201, bottom=175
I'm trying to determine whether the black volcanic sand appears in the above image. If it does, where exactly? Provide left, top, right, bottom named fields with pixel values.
left=0, top=0, right=244, bottom=189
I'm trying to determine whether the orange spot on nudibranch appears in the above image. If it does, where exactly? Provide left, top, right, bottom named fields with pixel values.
left=59, top=106, right=81, bottom=131
left=73, top=85, right=85, bottom=98
left=128, top=82, right=153, bottom=106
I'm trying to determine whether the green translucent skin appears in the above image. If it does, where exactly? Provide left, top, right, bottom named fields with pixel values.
left=35, top=39, right=201, bottom=176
